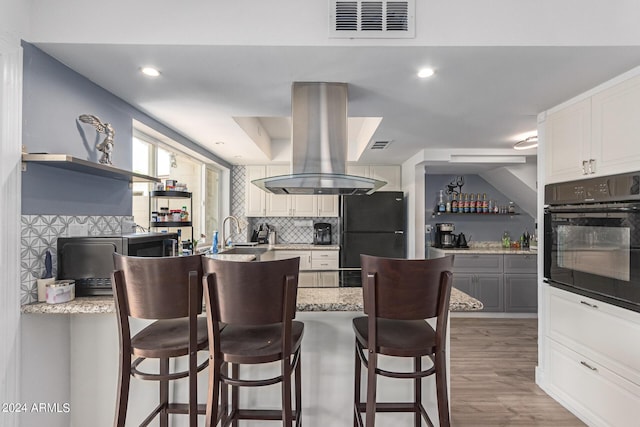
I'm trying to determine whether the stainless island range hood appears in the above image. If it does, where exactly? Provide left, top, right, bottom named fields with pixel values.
left=252, top=82, right=386, bottom=195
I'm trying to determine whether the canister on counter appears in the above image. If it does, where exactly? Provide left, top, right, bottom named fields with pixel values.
left=46, top=280, right=75, bottom=304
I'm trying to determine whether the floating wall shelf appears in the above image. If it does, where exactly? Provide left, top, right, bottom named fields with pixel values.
left=22, top=153, right=160, bottom=183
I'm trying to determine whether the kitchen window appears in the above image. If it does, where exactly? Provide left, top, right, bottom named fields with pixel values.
left=132, top=132, right=221, bottom=249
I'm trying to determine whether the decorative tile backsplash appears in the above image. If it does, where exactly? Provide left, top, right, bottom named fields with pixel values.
left=230, top=166, right=340, bottom=244
left=20, top=214, right=133, bottom=304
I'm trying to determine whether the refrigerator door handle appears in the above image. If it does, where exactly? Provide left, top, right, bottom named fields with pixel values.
left=394, top=231, right=404, bottom=234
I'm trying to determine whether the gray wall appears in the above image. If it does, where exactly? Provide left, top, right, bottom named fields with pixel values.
left=20, top=42, right=230, bottom=215
left=425, top=174, right=536, bottom=246
left=21, top=42, right=134, bottom=215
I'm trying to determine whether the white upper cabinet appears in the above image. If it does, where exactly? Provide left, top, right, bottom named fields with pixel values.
left=290, top=195, right=318, bottom=217
left=265, top=165, right=292, bottom=216
left=544, top=73, right=640, bottom=184
left=544, top=99, right=592, bottom=184
left=245, top=165, right=267, bottom=217
left=591, top=74, right=640, bottom=177
left=317, top=195, right=339, bottom=217
left=347, top=164, right=402, bottom=191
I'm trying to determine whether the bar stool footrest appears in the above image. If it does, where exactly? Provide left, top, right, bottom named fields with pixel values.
left=356, top=402, right=419, bottom=412
left=166, top=403, right=207, bottom=415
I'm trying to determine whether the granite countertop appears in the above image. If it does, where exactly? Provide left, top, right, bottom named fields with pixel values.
left=206, top=254, right=256, bottom=261
left=431, top=242, right=538, bottom=256
left=21, top=287, right=482, bottom=314
left=263, top=244, right=340, bottom=250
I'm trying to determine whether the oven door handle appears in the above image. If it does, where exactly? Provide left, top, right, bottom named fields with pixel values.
left=545, top=203, right=640, bottom=214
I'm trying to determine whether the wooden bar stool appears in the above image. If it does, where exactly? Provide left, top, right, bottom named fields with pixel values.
left=202, top=257, right=303, bottom=427
left=111, top=253, right=208, bottom=427
left=353, top=254, right=454, bottom=427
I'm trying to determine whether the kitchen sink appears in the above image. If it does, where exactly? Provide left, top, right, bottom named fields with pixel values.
left=219, top=247, right=269, bottom=260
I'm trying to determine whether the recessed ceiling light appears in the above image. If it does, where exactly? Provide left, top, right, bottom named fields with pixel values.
left=417, top=68, right=435, bottom=78
left=140, top=67, right=161, bottom=77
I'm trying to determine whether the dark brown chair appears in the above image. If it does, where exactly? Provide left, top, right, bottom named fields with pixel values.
left=202, top=257, right=302, bottom=427
left=111, top=253, right=208, bottom=427
left=353, top=254, right=454, bottom=427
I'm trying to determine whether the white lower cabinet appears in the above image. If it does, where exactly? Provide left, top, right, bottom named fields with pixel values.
left=546, top=340, right=640, bottom=427
left=270, top=249, right=339, bottom=287
left=543, top=286, right=640, bottom=426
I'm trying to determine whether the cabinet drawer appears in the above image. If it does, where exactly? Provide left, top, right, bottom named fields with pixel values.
left=311, top=258, right=338, bottom=270
left=547, top=339, right=640, bottom=427
left=271, top=250, right=312, bottom=270
left=548, top=287, right=640, bottom=386
left=311, top=250, right=338, bottom=261
left=504, top=254, right=537, bottom=273
left=453, top=254, right=503, bottom=273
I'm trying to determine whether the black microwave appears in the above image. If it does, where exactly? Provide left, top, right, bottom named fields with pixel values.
left=57, top=233, right=178, bottom=296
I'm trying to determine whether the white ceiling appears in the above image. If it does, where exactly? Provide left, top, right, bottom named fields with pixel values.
left=34, top=43, right=640, bottom=168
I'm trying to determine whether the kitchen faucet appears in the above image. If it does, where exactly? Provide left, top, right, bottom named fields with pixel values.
left=221, top=215, right=240, bottom=250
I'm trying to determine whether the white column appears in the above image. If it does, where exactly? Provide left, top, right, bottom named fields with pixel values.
left=0, top=32, right=23, bottom=427
left=402, top=152, right=427, bottom=259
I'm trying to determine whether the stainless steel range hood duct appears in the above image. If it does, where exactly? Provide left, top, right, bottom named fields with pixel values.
left=252, top=82, right=386, bottom=195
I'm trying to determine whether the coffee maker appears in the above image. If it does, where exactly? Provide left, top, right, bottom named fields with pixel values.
left=313, top=223, right=332, bottom=245
left=434, top=223, right=456, bottom=248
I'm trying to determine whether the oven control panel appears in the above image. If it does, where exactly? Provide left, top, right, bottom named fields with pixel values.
left=546, top=171, right=640, bottom=204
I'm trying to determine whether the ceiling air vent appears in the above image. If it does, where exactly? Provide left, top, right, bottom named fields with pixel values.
left=330, top=0, right=415, bottom=38
left=370, top=140, right=391, bottom=150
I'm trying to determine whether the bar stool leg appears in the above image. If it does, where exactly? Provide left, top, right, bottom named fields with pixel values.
left=414, top=357, right=422, bottom=427
left=231, top=363, right=239, bottom=427
left=114, top=352, right=131, bottom=427
left=282, top=355, right=293, bottom=426
left=295, top=351, right=302, bottom=427
left=353, top=341, right=362, bottom=427
left=435, top=351, right=450, bottom=427
left=365, top=351, right=377, bottom=427
left=160, top=358, right=169, bottom=427
left=220, top=362, right=229, bottom=425
left=206, top=358, right=221, bottom=427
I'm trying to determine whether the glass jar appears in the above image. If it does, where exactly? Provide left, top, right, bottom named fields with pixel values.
left=502, top=231, right=511, bottom=248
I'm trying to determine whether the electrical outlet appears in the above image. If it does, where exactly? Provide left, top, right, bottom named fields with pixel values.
left=68, top=223, right=88, bottom=237
left=293, top=220, right=313, bottom=227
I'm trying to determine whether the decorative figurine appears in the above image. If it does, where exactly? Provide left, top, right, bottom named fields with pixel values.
left=446, top=176, right=465, bottom=196
left=78, top=114, right=115, bottom=165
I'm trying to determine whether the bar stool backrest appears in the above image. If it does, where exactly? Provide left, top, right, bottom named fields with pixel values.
left=202, top=257, right=300, bottom=326
left=113, top=253, right=204, bottom=320
left=360, top=254, right=454, bottom=321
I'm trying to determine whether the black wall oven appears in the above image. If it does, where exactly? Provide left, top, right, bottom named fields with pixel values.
left=544, top=171, right=640, bottom=312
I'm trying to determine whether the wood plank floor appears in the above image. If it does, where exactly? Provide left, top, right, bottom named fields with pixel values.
left=449, top=318, right=585, bottom=427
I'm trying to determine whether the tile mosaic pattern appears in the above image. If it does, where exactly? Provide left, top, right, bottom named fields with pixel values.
left=20, top=215, right=133, bottom=304
left=231, top=166, right=340, bottom=244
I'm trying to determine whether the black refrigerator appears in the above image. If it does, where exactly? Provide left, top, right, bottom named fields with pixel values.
left=340, top=191, right=406, bottom=286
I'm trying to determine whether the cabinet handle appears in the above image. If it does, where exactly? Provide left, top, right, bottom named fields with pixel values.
left=581, top=160, right=588, bottom=175
left=589, top=159, right=596, bottom=174
left=580, top=300, right=598, bottom=309
left=580, top=361, right=598, bottom=372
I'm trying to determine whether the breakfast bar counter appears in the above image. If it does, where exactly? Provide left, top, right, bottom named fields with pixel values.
left=20, top=283, right=481, bottom=426
left=22, top=286, right=483, bottom=314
